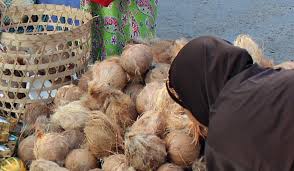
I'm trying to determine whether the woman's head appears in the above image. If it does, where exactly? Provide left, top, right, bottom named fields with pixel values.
left=167, top=36, right=253, bottom=126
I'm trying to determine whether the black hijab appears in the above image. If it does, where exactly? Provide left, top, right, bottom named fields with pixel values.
left=167, top=36, right=253, bottom=126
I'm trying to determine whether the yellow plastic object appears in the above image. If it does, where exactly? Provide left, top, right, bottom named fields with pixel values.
left=0, top=157, right=26, bottom=171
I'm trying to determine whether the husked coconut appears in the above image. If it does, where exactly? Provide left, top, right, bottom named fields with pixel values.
left=120, top=44, right=153, bottom=76
left=157, top=163, right=184, bottom=171
left=62, top=129, right=85, bottom=150
left=145, top=63, right=170, bottom=84
left=78, top=70, right=93, bottom=92
left=102, top=154, right=135, bottom=171
left=92, top=58, right=127, bottom=90
left=65, top=149, right=98, bottom=171
left=54, top=85, right=84, bottom=107
left=34, top=132, right=70, bottom=162
left=18, top=135, right=36, bottom=163
left=125, top=133, right=167, bottom=171
left=52, top=101, right=91, bottom=130
left=24, top=102, right=52, bottom=126
left=136, top=82, right=164, bottom=114
left=84, top=111, right=123, bottom=158
left=30, top=160, right=69, bottom=171
left=165, top=131, right=200, bottom=167
left=124, top=83, right=144, bottom=103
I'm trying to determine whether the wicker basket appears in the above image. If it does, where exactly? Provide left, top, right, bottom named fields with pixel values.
left=0, top=3, right=93, bottom=120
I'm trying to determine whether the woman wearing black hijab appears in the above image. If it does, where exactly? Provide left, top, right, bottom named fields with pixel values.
left=167, top=36, right=294, bottom=171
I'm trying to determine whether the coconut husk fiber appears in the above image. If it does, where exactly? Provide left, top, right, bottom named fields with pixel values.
left=84, top=111, right=123, bottom=158
left=62, top=129, right=85, bottom=150
left=150, top=40, right=175, bottom=64
left=92, top=57, right=127, bottom=90
left=34, top=115, right=64, bottom=133
left=52, top=101, right=91, bottom=130
left=136, top=82, right=164, bottom=114
left=274, top=61, right=294, bottom=70
left=34, top=132, right=70, bottom=163
left=102, top=154, right=135, bottom=171
left=125, top=133, right=167, bottom=171
left=120, top=44, right=153, bottom=76
left=30, top=160, right=69, bottom=171
left=124, top=83, right=144, bottom=103
left=78, top=69, right=93, bottom=92
left=54, top=85, right=84, bottom=107
left=18, top=135, right=36, bottom=163
left=145, top=63, right=170, bottom=84
left=165, top=130, right=200, bottom=167
left=24, top=102, right=52, bottom=126
left=88, top=169, right=103, bottom=171
left=157, top=163, right=184, bottom=171
left=192, top=158, right=207, bottom=171
left=65, top=149, right=98, bottom=171
left=169, top=38, right=189, bottom=62
left=233, top=34, right=274, bottom=68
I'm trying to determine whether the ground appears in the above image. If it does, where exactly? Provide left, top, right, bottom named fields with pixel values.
left=157, top=0, right=294, bottom=63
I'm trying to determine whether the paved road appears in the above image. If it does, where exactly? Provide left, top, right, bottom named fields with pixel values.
left=157, top=0, right=294, bottom=63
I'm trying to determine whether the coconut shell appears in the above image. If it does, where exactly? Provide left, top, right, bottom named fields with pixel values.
left=84, top=111, right=123, bottom=158
left=24, top=102, right=52, bottom=126
left=34, top=132, right=70, bottom=162
left=125, top=133, right=167, bottom=171
left=157, top=163, right=184, bottom=171
left=18, top=135, right=36, bottom=162
left=150, top=40, right=175, bottom=64
left=52, top=101, right=91, bottom=130
left=92, top=58, right=127, bottom=90
left=136, top=82, right=164, bottom=114
left=62, top=129, right=85, bottom=150
left=30, top=160, right=69, bottom=171
left=120, top=44, right=153, bottom=76
left=124, top=83, right=144, bottom=103
left=78, top=70, right=93, bottom=92
left=145, top=63, right=170, bottom=84
left=165, top=131, right=200, bottom=167
left=102, top=154, right=135, bottom=171
left=54, top=85, right=84, bottom=107
left=65, top=149, right=98, bottom=171
left=34, top=115, right=64, bottom=133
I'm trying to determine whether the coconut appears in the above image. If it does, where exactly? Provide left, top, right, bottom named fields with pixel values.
left=170, top=38, right=189, bottom=62
left=157, top=163, right=184, bottom=171
left=54, top=85, right=84, bottom=107
left=145, top=63, right=170, bottom=84
left=274, top=61, right=294, bottom=70
left=192, top=158, right=206, bottom=171
left=24, top=102, right=52, bottom=126
left=52, top=101, right=91, bottom=130
left=136, top=82, right=164, bottom=114
left=30, top=160, right=69, bottom=171
left=130, top=110, right=166, bottom=137
left=124, top=83, right=144, bottom=103
left=150, top=40, right=175, bottom=64
left=84, top=111, right=123, bottom=158
left=34, top=115, right=63, bottom=133
left=18, top=135, right=36, bottom=162
left=102, top=154, right=135, bottom=171
left=120, top=44, right=153, bottom=76
left=234, top=34, right=274, bottom=68
left=65, top=149, right=97, bottom=171
left=62, top=129, right=85, bottom=150
left=125, top=133, right=167, bottom=170
left=34, top=132, right=70, bottom=162
left=78, top=70, right=93, bottom=92
left=89, top=169, right=103, bottom=171
left=92, top=58, right=127, bottom=90
left=165, top=131, right=200, bottom=167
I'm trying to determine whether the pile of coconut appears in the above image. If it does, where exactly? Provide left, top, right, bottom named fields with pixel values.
left=17, top=38, right=207, bottom=171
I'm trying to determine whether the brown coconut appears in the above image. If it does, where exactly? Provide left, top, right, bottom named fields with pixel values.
left=34, top=115, right=63, bottom=133
left=30, top=160, right=69, bottom=171
left=24, top=102, right=52, bottom=126
left=170, top=38, right=189, bottom=62
left=54, top=85, right=84, bottom=107
left=102, top=154, right=135, bottom=171
left=51, top=101, right=91, bottom=130
left=165, top=131, right=200, bottom=167
left=125, top=133, right=167, bottom=171
left=92, top=58, right=127, bottom=90
left=78, top=69, right=93, bottom=92
left=157, top=163, right=184, bottom=171
left=62, top=129, right=85, bottom=150
left=18, top=135, right=36, bottom=162
left=34, top=132, right=70, bottom=162
left=65, top=149, right=98, bottom=171
left=89, top=169, right=103, bottom=171
left=145, top=63, right=170, bottom=84
left=150, top=40, right=175, bottom=64
left=136, top=82, right=164, bottom=114
left=120, top=44, right=153, bottom=76
left=192, top=158, right=206, bottom=171
left=84, top=111, right=123, bottom=158
left=124, top=83, right=144, bottom=103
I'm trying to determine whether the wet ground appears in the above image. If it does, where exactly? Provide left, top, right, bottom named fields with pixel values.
left=157, top=0, right=294, bottom=63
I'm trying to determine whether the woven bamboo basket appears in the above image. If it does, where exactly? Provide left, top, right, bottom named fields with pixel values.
left=0, top=3, right=93, bottom=121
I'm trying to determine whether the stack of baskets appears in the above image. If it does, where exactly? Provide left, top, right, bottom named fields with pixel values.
left=0, top=2, right=93, bottom=124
